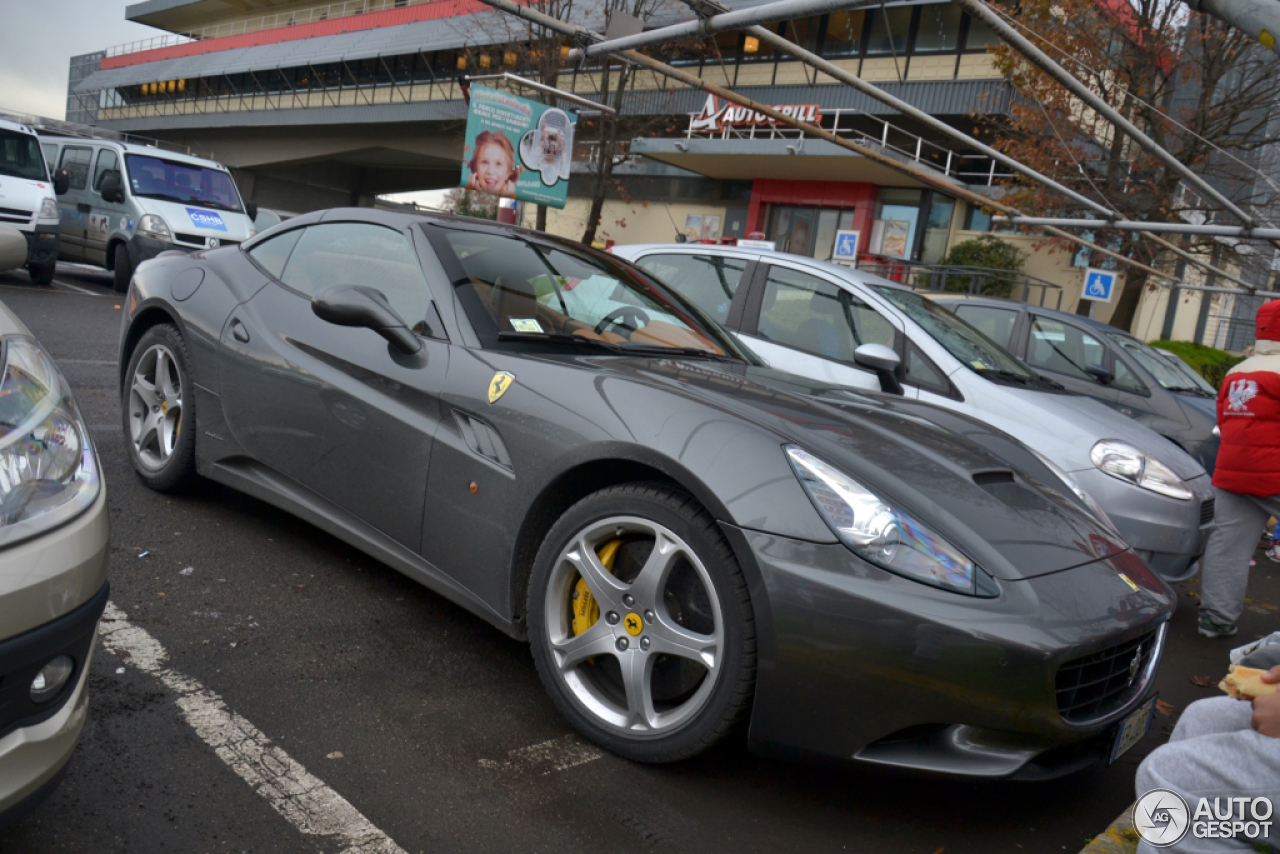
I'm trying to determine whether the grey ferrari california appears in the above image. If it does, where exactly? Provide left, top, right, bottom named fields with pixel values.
left=118, top=209, right=1171, bottom=777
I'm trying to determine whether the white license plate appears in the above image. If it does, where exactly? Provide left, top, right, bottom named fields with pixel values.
left=1109, top=696, right=1156, bottom=763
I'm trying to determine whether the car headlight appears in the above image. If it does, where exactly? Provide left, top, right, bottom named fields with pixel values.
left=1027, top=448, right=1123, bottom=538
left=137, top=214, right=171, bottom=241
left=38, top=198, right=58, bottom=221
left=0, top=337, right=100, bottom=547
left=1090, top=440, right=1192, bottom=500
left=786, top=446, right=993, bottom=596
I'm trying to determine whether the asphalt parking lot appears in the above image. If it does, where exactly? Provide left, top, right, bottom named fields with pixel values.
left=3, top=262, right=1277, bottom=854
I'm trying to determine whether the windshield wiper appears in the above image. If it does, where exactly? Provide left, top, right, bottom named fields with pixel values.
left=976, top=367, right=1034, bottom=385
left=498, top=331, right=623, bottom=352
left=617, top=344, right=741, bottom=362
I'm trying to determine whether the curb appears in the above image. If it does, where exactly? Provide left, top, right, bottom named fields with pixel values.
left=1080, top=803, right=1140, bottom=854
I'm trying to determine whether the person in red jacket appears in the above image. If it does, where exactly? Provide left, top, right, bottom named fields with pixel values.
left=1199, top=300, right=1280, bottom=637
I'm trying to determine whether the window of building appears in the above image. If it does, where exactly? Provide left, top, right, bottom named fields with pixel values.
left=963, top=14, right=1000, bottom=51
left=964, top=203, right=993, bottom=232
left=865, top=6, right=913, bottom=55
left=920, top=195, right=956, bottom=264
left=821, top=9, right=866, bottom=56
left=874, top=188, right=923, bottom=258
left=914, top=4, right=963, bottom=52
left=635, top=253, right=747, bottom=323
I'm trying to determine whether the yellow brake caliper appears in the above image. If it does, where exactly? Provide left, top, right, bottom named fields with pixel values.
left=572, top=539, right=622, bottom=637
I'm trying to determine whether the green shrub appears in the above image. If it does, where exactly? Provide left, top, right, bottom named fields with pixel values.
left=1150, top=340, right=1244, bottom=389
left=930, top=235, right=1029, bottom=298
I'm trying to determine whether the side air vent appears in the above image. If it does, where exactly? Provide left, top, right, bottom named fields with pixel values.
left=972, top=470, right=1015, bottom=486
left=454, top=410, right=512, bottom=469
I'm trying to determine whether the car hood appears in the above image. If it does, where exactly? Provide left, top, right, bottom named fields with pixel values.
left=958, top=381, right=1206, bottom=481
left=594, top=355, right=1128, bottom=580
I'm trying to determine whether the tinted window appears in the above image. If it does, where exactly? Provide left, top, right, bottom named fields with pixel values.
left=280, top=223, right=431, bottom=331
left=1111, top=356, right=1145, bottom=393
left=915, top=4, right=962, bottom=52
left=246, top=228, right=304, bottom=279
left=1108, top=333, right=1208, bottom=393
left=93, top=149, right=119, bottom=194
left=635, top=253, right=746, bottom=324
left=59, top=147, right=92, bottom=190
left=0, top=129, right=49, bottom=181
left=905, top=340, right=949, bottom=394
left=865, top=6, right=912, bottom=54
left=757, top=266, right=895, bottom=361
left=1026, top=317, right=1107, bottom=381
left=952, top=304, right=1019, bottom=349
left=125, top=154, right=242, bottom=212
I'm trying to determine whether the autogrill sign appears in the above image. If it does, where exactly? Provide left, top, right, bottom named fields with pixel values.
left=689, top=94, right=821, bottom=132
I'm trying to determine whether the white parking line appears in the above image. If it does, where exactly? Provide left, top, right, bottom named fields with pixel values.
left=52, top=279, right=100, bottom=295
left=478, top=733, right=604, bottom=775
left=98, top=602, right=408, bottom=854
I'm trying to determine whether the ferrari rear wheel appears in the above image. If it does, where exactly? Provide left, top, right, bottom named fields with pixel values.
left=528, top=483, right=755, bottom=762
left=123, top=324, right=197, bottom=491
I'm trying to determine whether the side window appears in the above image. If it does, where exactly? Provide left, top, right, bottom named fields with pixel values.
left=755, top=265, right=894, bottom=362
left=635, top=253, right=746, bottom=324
left=41, top=144, right=57, bottom=174
left=1111, top=356, right=1145, bottom=393
left=1025, top=317, right=1107, bottom=381
left=92, top=149, right=119, bottom=195
left=279, top=223, right=431, bottom=331
left=246, top=228, right=304, bottom=279
left=904, top=341, right=950, bottom=395
left=59, top=147, right=92, bottom=190
left=953, top=304, right=1019, bottom=349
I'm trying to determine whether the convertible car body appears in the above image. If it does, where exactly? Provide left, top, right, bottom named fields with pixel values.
left=118, top=209, right=1172, bottom=777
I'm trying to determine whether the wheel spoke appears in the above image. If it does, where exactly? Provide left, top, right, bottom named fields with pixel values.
left=160, top=411, right=178, bottom=456
left=628, top=529, right=682, bottom=607
left=137, top=411, right=163, bottom=458
left=131, top=374, right=159, bottom=410
left=566, top=534, right=626, bottom=610
left=550, top=621, right=615, bottom=671
left=158, top=351, right=179, bottom=400
left=618, top=649, right=658, bottom=731
left=648, top=617, right=718, bottom=671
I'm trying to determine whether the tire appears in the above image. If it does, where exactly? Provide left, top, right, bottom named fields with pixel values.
left=113, top=244, right=133, bottom=293
left=527, top=483, right=756, bottom=762
left=122, top=324, right=198, bottom=492
left=27, top=261, right=54, bottom=286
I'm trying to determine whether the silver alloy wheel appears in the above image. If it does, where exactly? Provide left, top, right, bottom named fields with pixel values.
left=128, top=343, right=184, bottom=470
left=543, top=515, right=723, bottom=738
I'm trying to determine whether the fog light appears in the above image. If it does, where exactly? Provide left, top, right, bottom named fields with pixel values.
left=30, top=656, right=74, bottom=703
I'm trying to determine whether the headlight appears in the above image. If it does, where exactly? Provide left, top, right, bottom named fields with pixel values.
left=786, top=446, right=993, bottom=596
left=1090, top=440, right=1193, bottom=500
left=137, top=214, right=171, bottom=241
left=0, top=337, right=100, bottom=546
left=1027, top=448, right=1123, bottom=537
left=38, top=198, right=58, bottom=221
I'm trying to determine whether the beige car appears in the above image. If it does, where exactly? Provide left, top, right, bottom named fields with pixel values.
left=0, top=300, right=108, bottom=826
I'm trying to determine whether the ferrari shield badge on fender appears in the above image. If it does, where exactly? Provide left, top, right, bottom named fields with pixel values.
left=488, top=371, right=515, bottom=404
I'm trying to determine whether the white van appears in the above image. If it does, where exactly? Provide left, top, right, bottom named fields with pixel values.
left=40, top=135, right=255, bottom=291
left=0, top=116, right=64, bottom=285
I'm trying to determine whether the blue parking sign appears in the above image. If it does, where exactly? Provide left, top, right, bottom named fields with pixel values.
left=1083, top=267, right=1118, bottom=303
left=832, top=229, right=861, bottom=263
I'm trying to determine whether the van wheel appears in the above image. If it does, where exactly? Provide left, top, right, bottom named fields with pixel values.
left=113, top=245, right=133, bottom=293
left=27, top=262, right=54, bottom=286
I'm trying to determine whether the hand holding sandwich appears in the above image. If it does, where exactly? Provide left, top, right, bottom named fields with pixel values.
left=1253, top=665, right=1280, bottom=737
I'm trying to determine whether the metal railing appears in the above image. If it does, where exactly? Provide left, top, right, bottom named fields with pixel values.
left=105, top=0, right=433, bottom=58
left=683, top=108, right=1014, bottom=186
left=857, top=258, right=1064, bottom=308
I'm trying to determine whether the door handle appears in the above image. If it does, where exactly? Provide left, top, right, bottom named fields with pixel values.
left=77, top=203, right=91, bottom=213
left=230, top=319, right=249, bottom=343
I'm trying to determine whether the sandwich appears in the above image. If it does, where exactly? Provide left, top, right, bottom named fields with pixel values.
left=1219, top=665, right=1279, bottom=700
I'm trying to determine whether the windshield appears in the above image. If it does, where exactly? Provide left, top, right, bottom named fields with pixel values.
left=0, top=128, right=49, bottom=181
left=432, top=227, right=743, bottom=359
left=874, top=287, right=1040, bottom=380
left=125, top=154, right=243, bottom=212
left=1108, top=334, right=1216, bottom=394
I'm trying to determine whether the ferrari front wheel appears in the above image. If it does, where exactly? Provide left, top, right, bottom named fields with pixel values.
left=528, top=484, right=755, bottom=762
left=123, top=324, right=197, bottom=492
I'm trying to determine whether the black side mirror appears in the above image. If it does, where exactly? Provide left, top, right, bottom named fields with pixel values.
left=100, top=172, right=124, bottom=204
left=312, top=285, right=422, bottom=355
left=245, top=200, right=258, bottom=222
left=53, top=169, right=70, bottom=196
left=1085, top=364, right=1113, bottom=384
left=853, top=343, right=904, bottom=396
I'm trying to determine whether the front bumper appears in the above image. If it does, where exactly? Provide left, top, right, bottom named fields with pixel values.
left=22, top=224, right=58, bottom=268
left=1072, top=468, right=1213, bottom=582
left=128, top=233, right=183, bottom=266
left=732, top=526, right=1173, bottom=778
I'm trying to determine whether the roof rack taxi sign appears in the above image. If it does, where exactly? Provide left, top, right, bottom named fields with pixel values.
left=689, top=94, right=821, bottom=133
left=461, top=85, right=577, bottom=209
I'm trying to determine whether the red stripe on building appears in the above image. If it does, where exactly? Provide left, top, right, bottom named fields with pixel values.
left=102, top=0, right=519, bottom=70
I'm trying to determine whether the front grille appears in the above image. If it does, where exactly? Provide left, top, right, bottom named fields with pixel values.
left=173, top=233, right=240, bottom=249
left=1200, top=498, right=1215, bottom=525
left=1055, top=629, right=1158, bottom=723
left=0, top=206, right=32, bottom=218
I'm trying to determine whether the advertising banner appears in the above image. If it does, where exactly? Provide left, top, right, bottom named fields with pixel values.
left=461, top=84, right=577, bottom=209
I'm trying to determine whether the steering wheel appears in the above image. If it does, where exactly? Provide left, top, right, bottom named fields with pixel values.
left=593, top=306, right=651, bottom=336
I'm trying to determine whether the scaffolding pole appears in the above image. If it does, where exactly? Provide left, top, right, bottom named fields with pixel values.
left=995, top=217, right=1280, bottom=240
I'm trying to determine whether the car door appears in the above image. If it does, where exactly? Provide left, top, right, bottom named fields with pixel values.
left=629, top=251, right=753, bottom=328
left=737, top=261, right=917, bottom=397
left=218, top=220, right=449, bottom=552
left=55, top=144, right=93, bottom=262
left=84, top=147, right=126, bottom=267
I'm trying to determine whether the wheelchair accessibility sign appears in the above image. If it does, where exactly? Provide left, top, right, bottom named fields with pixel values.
left=1083, top=267, right=1118, bottom=303
left=832, top=230, right=861, bottom=264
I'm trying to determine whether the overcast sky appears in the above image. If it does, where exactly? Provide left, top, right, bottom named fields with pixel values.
left=2, top=1, right=162, bottom=119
